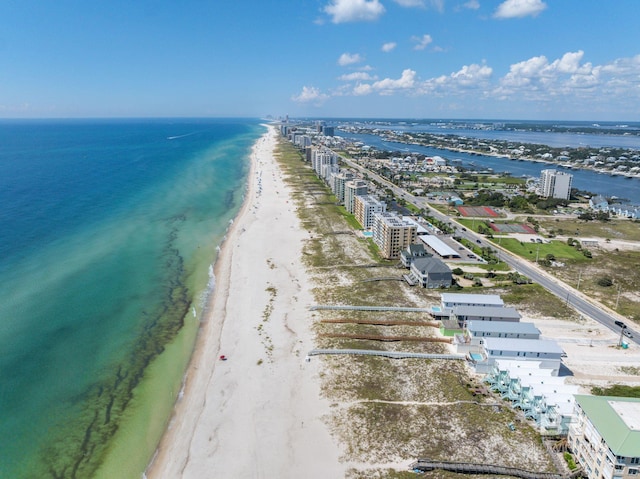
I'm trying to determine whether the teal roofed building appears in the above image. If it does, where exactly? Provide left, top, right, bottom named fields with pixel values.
left=568, top=395, right=640, bottom=479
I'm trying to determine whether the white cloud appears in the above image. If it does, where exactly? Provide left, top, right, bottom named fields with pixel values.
left=393, top=0, right=444, bottom=11
left=350, top=69, right=417, bottom=96
left=463, top=0, right=480, bottom=10
left=338, top=52, right=363, bottom=66
left=494, top=0, right=547, bottom=19
left=412, top=34, right=433, bottom=51
left=324, top=0, right=385, bottom=23
left=381, top=42, right=397, bottom=52
left=393, top=0, right=425, bottom=7
left=339, top=72, right=376, bottom=81
left=450, top=63, right=493, bottom=86
left=372, top=69, right=417, bottom=94
left=291, top=86, right=330, bottom=105
left=293, top=50, right=640, bottom=118
left=353, top=83, right=374, bottom=95
left=420, top=62, right=493, bottom=94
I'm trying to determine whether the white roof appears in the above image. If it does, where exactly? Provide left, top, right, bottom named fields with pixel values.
left=495, top=359, right=543, bottom=371
left=484, top=337, right=564, bottom=354
left=518, top=376, right=567, bottom=387
left=610, top=401, right=640, bottom=431
left=441, top=293, right=503, bottom=306
left=419, top=234, right=459, bottom=257
left=468, top=321, right=539, bottom=334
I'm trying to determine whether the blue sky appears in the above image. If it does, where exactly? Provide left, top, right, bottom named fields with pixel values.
left=1, top=0, right=639, bottom=120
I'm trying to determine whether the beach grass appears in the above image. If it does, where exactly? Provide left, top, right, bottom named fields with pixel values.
left=273, top=137, right=557, bottom=474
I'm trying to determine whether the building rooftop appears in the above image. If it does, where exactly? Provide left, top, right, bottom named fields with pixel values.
left=412, top=256, right=451, bottom=274
left=441, top=293, right=504, bottom=307
left=468, top=320, right=539, bottom=334
left=483, top=337, right=564, bottom=355
left=418, top=234, right=459, bottom=258
left=374, top=211, right=415, bottom=228
left=455, top=305, right=521, bottom=320
left=575, top=395, right=640, bottom=457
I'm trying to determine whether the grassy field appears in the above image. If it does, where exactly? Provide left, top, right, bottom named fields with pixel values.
left=537, top=217, right=640, bottom=241
left=495, top=237, right=589, bottom=262
left=274, top=138, right=558, bottom=475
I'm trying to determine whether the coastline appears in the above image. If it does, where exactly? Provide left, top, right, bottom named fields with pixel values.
left=145, top=125, right=344, bottom=478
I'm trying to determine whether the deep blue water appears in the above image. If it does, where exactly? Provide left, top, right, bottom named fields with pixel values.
left=0, top=118, right=263, bottom=478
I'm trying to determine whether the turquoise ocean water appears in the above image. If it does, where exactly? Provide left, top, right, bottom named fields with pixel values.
left=0, top=118, right=263, bottom=478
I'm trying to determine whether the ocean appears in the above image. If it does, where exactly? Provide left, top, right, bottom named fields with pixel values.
left=0, top=118, right=264, bottom=478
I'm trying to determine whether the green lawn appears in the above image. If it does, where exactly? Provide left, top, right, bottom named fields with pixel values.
left=495, top=238, right=589, bottom=262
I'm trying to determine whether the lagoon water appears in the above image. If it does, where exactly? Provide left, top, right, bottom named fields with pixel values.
left=345, top=132, right=640, bottom=203
left=0, top=119, right=263, bottom=478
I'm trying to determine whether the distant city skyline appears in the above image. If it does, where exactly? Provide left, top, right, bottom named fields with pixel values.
left=1, top=0, right=639, bottom=120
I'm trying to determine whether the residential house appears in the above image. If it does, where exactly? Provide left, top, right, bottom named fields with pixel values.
left=409, top=257, right=452, bottom=289
left=400, top=243, right=431, bottom=268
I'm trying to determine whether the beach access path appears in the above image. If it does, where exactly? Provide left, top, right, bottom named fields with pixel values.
left=146, top=126, right=345, bottom=478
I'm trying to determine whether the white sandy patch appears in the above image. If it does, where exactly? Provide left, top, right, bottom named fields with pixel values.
left=146, top=126, right=345, bottom=478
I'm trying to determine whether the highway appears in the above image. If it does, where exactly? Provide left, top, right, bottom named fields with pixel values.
left=338, top=154, right=639, bottom=346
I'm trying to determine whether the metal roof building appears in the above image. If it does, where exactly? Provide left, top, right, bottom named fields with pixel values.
left=418, top=234, right=460, bottom=258
left=454, top=305, right=522, bottom=323
left=468, top=320, right=540, bottom=338
left=440, top=293, right=504, bottom=309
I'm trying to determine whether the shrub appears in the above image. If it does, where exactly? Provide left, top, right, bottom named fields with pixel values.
left=564, top=452, right=577, bottom=470
left=596, top=276, right=613, bottom=287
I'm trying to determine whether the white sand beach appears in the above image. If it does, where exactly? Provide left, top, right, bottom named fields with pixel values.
left=146, top=126, right=345, bottom=478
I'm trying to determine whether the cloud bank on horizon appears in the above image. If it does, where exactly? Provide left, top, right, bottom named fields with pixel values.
left=293, top=0, right=640, bottom=120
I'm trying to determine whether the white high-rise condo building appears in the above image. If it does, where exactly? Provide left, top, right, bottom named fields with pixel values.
left=354, top=195, right=386, bottom=229
left=344, top=179, right=368, bottom=214
left=539, top=169, right=573, bottom=200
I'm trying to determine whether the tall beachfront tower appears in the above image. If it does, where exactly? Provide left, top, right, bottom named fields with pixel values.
left=331, top=170, right=355, bottom=204
left=311, top=148, right=337, bottom=180
left=344, top=179, right=368, bottom=213
left=354, top=194, right=386, bottom=229
left=371, top=212, right=417, bottom=259
left=539, top=169, right=573, bottom=200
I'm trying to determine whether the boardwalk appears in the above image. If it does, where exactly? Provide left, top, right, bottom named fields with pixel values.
left=307, top=349, right=465, bottom=360
left=309, top=305, right=432, bottom=312
left=410, top=459, right=567, bottom=479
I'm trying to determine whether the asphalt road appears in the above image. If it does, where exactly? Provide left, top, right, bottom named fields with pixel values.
left=339, top=154, right=639, bottom=346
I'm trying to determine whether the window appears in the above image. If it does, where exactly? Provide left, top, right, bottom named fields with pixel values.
left=632, top=458, right=640, bottom=465
left=629, top=469, right=638, bottom=475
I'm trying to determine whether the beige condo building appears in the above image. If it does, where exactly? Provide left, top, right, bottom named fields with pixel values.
left=372, top=212, right=417, bottom=259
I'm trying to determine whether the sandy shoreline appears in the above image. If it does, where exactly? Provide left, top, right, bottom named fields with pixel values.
left=146, top=125, right=344, bottom=478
